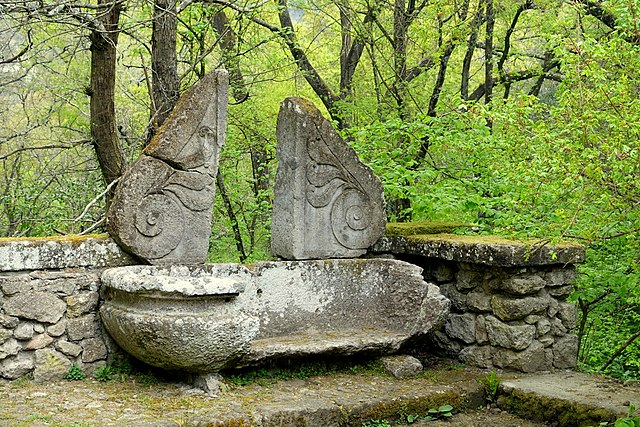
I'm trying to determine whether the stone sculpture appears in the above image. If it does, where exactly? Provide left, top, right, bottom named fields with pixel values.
left=271, top=97, right=386, bottom=259
left=107, top=70, right=228, bottom=264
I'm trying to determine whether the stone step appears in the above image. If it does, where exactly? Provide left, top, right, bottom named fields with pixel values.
left=499, top=372, right=640, bottom=426
left=189, top=372, right=485, bottom=426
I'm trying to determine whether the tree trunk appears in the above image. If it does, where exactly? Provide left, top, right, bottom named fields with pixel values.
left=89, top=0, right=126, bottom=199
left=151, top=0, right=179, bottom=132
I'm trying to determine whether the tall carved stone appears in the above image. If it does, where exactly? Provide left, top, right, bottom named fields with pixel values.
left=107, top=70, right=228, bottom=264
left=271, top=97, right=386, bottom=259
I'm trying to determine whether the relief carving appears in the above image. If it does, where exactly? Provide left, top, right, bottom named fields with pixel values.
left=271, top=97, right=386, bottom=260
left=107, top=70, right=229, bottom=264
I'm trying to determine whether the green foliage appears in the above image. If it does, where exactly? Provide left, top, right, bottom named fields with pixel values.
left=361, top=420, right=391, bottom=427
left=94, top=355, right=134, bottom=382
left=615, top=405, right=640, bottom=427
left=478, top=370, right=502, bottom=402
left=63, top=364, right=86, bottom=381
left=423, top=405, right=454, bottom=421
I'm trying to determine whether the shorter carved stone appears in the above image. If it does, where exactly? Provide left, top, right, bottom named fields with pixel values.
left=271, top=97, right=386, bottom=260
left=107, top=70, right=228, bottom=264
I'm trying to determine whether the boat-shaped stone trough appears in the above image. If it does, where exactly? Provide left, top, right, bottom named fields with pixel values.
left=100, top=259, right=450, bottom=373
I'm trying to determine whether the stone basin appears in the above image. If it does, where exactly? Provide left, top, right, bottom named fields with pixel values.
left=100, top=259, right=450, bottom=373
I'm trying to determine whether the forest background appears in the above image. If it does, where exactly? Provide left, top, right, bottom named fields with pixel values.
left=0, top=0, right=639, bottom=379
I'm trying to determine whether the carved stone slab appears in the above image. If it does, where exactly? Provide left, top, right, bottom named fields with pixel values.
left=271, top=97, right=386, bottom=259
left=107, top=70, right=228, bottom=264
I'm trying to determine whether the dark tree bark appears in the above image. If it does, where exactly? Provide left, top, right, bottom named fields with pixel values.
left=89, top=0, right=126, bottom=197
left=151, top=0, right=180, bottom=132
left=484, top=0, right=494, bottom=105
left=210, top=10, right=249, bottom=103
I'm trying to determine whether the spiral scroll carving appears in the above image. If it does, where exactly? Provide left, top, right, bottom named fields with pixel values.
left=331, top=188, right=378, bottom=249
left=133, top=193, right=184, bottom=259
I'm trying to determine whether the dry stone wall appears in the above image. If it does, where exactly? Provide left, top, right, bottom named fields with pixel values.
left=372, top=234, right=585, bottom=372
left=0, top=236, right=133, bottom=381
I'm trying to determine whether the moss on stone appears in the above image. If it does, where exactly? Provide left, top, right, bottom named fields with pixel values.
left=385, top=221, right=475, bottom=237
left=0, top=234, right=109, bottom=245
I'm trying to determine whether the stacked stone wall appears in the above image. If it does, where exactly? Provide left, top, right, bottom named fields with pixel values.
left=423, top=261, right=578, bottom=372
left=0, top=236, right=132, bottom=381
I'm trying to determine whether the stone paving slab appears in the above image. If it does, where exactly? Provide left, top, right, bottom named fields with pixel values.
left=1, top=365, right=639, bottom=426
left=499, top=371, right=640, bottom=426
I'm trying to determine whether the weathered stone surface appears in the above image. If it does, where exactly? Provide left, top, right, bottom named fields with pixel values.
left=445, top=313, right=476, bottom=344
left=101, top=259, right=449, bottom=372
left=271, top=97, right=386, bottom=260
left=3, top=291, right=66, bottom=323
left=33, top=323, right=44, bottom=333
left=551, top=318, right=568, bottom=336
left=24, top=333, right=54, bottom=350
left=65, top=291, right=99, bottom=318
left=47, top=320, right=66, bottom=337
left=0, top=327, right=12, bottom=343
left=544, top=267, right=577, bottom=287
left=485, top=316, right=535, bottom=351
left=475, top=315, right=489, bottom=344
left=491, top=295, right=549, bottom=321
left=33, top=348, right=71, bottom=382
left=438, top=283, right=467, bottom=311
left=0, top=314, right=18, bottom=329
left=13, top=322, right=34, bottom=340
left=0, top=352, right=34, bottom=379
left=498, top=275, right=546, bottom=295
left=557, top=302, right=577, bottom=330
left=455, top=268, right=484, bottom=291
left=536, top=318, right=552, bottom=337
left=371, top=234, right=586, bottom=267
left=107, top=70, right=228, bottom=265
left=67, top=314, right=101, bottom=341
left=381, top=355, right=423, bottom=379
left=553, top=334, right=578, bottom=369
left=0, top=338, right=21, bottom=360
left=55, top=340, right=83, bottom=357
left=0, top=235, right=132, bottom=271
left=459, top=345, right=493, bottom=368
left=466, top=289, right=492, bottom=312
left=81, top=338, right=108, bottom=363
left=493, top=341, right=551, bottom=372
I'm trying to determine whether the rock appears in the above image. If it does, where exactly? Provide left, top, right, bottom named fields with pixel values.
left=493, top=341, right=551, bottom=372
left=0, top=338, right=20, bottom=360
left=557, top=302, right=577, bottom=330
left=491, top=295, right=549, bottom=321
left=55, top=340, right=83, bottom=357
left=438, top=283, right=467, bottom=312
left=33, top=323, right=44, bottom=333
left=455, top=269, right=484, bottom=291
left=485, top=316, right=536, bottom=351
left=466, top=289, right=492, bottom=312
left=544, top=267, right=577, bottom=287
left=271, top=97, right=386, bottom=260
left=67, top=314, right=101, bottom=341
left=24, top=334, right=54, bottom=350
left=13, top=322, right=34, bottom=340
left=192, top=373, right=228, bottom=395
left=381, top=355, right=423, bottom=379
left=0, top=314, right=19, bottom=329
left=553, top=334, right=579, bottom=369
left=81, top=338, right=108, bottom=363
left=551, top=318, right=568, bottom=336
left=445, top=313, right=477, bottom=344
left=0, top=352, right=34, bottom=379
left=3, top=291, right=66, bottom=323
left=475, top=315, right=489, bottom=345
left=498, top=275, right=546, bottom=295
left=459, top=345, right=494, bottom=368
left=65, top=291, right=99, bottom=318
left=47, top=320, right=66, bottom=337
left=33, top=348, right=71, bottom=382
left=0, top=327, right=12, bottom=344
left=107, top=70, right=228, bottom=264
left=536, top=318, right=552, bottom=337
